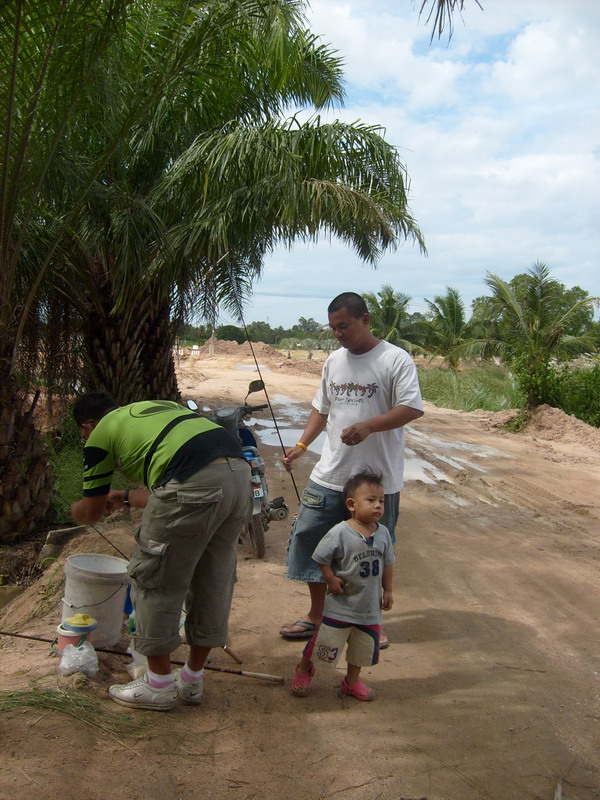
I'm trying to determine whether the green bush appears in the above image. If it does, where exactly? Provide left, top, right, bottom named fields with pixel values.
left=546, top=362, right=600, bottom=427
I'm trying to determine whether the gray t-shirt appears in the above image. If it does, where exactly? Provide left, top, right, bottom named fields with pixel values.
left=312, top=521, right=395, bottom=625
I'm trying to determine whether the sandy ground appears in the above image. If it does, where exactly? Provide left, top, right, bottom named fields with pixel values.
left=1, top=350, right=599, bottom=800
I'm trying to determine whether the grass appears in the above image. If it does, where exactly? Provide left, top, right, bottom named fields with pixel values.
left=417, top=362, right=524, bottom=412
left=0, top=686, right=140, bottom=738
left=46, top=415, right=126, bottom=521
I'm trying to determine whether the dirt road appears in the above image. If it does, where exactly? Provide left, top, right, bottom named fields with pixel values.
left=1, top=352, right=599, bottom=800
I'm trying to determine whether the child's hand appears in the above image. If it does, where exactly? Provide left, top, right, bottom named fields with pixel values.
left=327, top=576, right=345, bottom=595
left=381, top=590, right=393, bottom=610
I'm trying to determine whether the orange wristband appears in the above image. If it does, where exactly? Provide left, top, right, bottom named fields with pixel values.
left=295, top=441, right=308, bottom=451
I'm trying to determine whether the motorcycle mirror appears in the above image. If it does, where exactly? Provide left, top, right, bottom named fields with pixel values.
left=247, top=380, right=265, bottom=395
left=186, top=400, right=198, bottom=411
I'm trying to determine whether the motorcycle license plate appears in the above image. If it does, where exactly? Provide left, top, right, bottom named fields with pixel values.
left=253, top=486, right=264, bottom=499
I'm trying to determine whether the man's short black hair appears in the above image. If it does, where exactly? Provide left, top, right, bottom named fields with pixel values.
left=343, top=467, right=384, bottom=502
left=328, top=292, right=368, bottom=319
left=72, top=392, right=118, bottom=425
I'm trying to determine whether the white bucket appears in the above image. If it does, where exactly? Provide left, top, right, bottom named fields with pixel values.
left=62, top=554, right=129, bottom=647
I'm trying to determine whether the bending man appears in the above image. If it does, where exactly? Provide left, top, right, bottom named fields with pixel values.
left=71, top=392, right=251, bottom=711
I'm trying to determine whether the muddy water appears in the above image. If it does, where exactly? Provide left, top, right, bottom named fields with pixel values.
left=248, top=394, right=511, bottom=485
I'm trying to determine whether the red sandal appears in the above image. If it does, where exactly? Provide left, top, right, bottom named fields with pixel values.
left=290, top=661, right=314, bottom=697
left=340, top=677, right=374, bottom=701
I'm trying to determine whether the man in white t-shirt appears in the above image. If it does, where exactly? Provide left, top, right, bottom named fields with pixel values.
left=280, top=292, right=424, bottom=645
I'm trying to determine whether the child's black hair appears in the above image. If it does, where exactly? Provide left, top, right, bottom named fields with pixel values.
left=342, top=467, right=384, bottom=502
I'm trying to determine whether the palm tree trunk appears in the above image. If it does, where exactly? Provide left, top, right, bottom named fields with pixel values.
left=81, top=272, right=180, bottom=403
left=0, top=377, right=55, bottom=544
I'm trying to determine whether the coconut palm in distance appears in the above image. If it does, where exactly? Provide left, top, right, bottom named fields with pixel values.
left=458, top=262, right=599, bottom=408
left=424, top=287, right=474, bottom=369
left=363, top=285, right=423, bottom=353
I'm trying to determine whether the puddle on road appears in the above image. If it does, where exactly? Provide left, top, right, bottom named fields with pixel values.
left=249, top=394, right=504, bottom=485
left=235, top=363, right=271, bottom=372
left=409, top=427, right=503, bottom=459
left=404, top=447, right=453, bottom=484
left=248, top=418, right=326, bottom=454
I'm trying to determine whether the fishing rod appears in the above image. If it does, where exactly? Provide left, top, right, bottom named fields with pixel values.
left=0, top=631, right=283, bottom=683
left=227, top=266, right=301, bottom=503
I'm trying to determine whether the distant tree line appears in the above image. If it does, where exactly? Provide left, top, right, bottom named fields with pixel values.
left=178, top=316, right=331, bottom=347
left=189, top=262, right=599, bottom=420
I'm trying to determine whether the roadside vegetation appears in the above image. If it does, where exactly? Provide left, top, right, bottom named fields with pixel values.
left=416, top=363, right=524, bottom=413
left=183, top=262, right=599, bottom=426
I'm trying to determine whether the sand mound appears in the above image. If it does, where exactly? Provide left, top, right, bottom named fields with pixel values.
left=275, top=359, right=326, bottom=377
left=192, top=340, right=281, bottom=359
left=527, top=404, right=600, bottom=446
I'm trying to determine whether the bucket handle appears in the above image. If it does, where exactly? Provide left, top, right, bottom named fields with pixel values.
left=62, top=584, right=124, bottom=610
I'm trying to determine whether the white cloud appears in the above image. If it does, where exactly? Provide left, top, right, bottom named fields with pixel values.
left=222, top=0, right=600, bottom=329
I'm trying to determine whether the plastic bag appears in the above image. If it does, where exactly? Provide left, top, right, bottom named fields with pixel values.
left=59, top=641, right=99, bottom=677
left=126, top=642, right=148, bottom=679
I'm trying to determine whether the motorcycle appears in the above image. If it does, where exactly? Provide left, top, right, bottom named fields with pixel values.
left=186, top=379, right=288, bottom=558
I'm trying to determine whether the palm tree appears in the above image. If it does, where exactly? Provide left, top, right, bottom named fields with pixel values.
left=363, top=285, right=423, bottom=352
left=52, top=8, right=425, bottom=404
left=483, top=262, right=598, bottom=407
left=0, top=0, right=135, bottom=542
left=424, top=287, right=473, bottom=369
left=2, top=0, right=316, bottom=539
left=419, top=0, right=483, bottom=40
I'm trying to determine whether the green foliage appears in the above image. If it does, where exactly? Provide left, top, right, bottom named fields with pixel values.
left=363, top=285, right=423, bottom=351
left=46, top=414, right=126, bottom=520
left=466, top=262, right=599, bottom=407
left=294, top=317, right=323, bottom=335
left=216, top=324, right=246, bottom=344
left=178, top=323, right=210, bottom=345
left=423, top=287, right=473, bottom=368
left=417, top=363, right=524, bottom=412
left=544, top=361, right=600, bottom=427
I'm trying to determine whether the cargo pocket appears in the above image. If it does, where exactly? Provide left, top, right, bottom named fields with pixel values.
left=128, top=539, right=169, bottom=590
left=167, top=486, right=224, bottom=536
left=300, top=488, right=325, bottom=508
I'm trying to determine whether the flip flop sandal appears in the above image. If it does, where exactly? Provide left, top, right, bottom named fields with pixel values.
left=379, top=632, right=390, bottom=650
left=279, top=620, right=318, bottom=640
left=340, top=678, right=375, bottom=702
left=290, top=662, right=315, bottom=697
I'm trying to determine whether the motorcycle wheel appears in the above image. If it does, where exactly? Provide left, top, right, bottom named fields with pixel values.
left=249, top=514, right=266, bottom=559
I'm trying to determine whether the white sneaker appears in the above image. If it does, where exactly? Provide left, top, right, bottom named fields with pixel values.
left=108, top=673, right=177, bottom=711
left=174, top=668, right=204, bottom=705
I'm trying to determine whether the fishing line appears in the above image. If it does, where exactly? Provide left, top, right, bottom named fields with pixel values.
left=8, top=451, right=128, bottom=559
left=227, top=267, right=301, bottom=503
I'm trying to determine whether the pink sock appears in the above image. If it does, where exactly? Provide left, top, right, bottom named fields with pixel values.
left=182, top=664, right=204, bottom=681
left=147, top=669, right=174, bottom=688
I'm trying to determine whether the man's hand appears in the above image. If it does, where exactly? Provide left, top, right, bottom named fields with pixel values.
left=105, top=489, right=126, bottom=511
left=341, top=404, right=423, bottom=447
left=340, top=421, right=372, bottom=446
left=282, top=445, right=305, bottom=473
left=382, top=590, right=394, bottom=611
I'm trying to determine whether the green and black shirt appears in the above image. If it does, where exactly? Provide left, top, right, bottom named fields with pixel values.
left=82, top=401, right=243, bottom=497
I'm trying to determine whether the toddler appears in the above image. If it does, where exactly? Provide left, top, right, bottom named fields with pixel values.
left=290, top=468, right=394, bottom=701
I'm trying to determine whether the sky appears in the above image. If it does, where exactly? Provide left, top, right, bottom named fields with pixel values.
left=221, top=0, right=600, bottom=330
